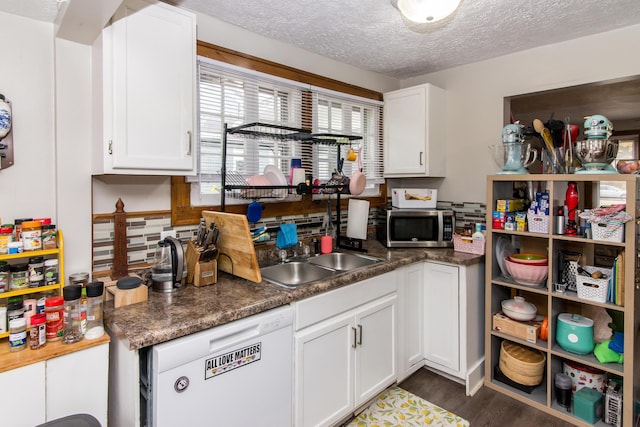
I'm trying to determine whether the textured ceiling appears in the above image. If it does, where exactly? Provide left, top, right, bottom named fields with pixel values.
left=3, top=0, right=640, bottom=79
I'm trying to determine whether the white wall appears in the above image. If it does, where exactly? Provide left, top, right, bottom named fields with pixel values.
left=398, top=24, right=640, bottom=204
left=0, top=12, right=55, bottom=221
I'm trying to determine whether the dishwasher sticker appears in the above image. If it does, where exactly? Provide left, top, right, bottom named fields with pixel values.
left=205, top=342, right=262, bottom=380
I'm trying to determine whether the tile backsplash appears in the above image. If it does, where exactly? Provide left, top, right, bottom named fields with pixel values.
left=92, top=200, right=486, bottom=273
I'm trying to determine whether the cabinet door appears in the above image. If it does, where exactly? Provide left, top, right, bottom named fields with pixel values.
left=424, top=262, right=459, bottom=372
left=354, top=294, right=397, bottom=407
left=46, top=343, right=109, bottom=425
left=107, top=0, right=196, bottom=173
left=294, top=312, right=354, bottom=427
left=383, top=84, right=445, bottom=177
left=396, top=264, right=424, bottom=381
left=0, top=362, right=45, bottom=426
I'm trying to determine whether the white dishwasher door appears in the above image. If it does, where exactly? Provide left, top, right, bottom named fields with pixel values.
left=151, top=306, right=294, bottom=427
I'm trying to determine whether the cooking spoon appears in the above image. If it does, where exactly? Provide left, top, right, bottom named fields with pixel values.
left=533, top=118, right=559, bottom=167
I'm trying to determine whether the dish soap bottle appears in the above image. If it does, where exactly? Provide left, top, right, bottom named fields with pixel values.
left=472, top=223, right=485, bottom=240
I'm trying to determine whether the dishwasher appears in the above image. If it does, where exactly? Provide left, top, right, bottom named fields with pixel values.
left=142, top=306, right=294, bottom=427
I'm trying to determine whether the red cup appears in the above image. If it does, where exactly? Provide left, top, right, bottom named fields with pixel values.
left=320, top=236, right=333, bottom=254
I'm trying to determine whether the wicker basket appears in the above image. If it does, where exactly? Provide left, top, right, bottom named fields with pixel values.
left=575, top=266, right=612, bottom=303
left=527, top=213, right=549, bottom=234
left=499, top=341, right=546, bottom=386
left=453, top=234, right=485, bottom=255
left=590, top=221, right=624, bottom=243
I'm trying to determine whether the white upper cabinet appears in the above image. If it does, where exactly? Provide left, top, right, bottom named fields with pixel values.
left=92, top=0, right=196, bottom=175
left=383, top=83, right=446, bottom=177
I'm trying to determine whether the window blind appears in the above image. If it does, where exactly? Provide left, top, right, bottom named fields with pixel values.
left=190, top=56, right=384, bottom=202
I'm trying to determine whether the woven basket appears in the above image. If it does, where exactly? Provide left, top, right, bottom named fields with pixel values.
left=527, top=213, right=549, bottom=234
left=590, top=221, right=624, bottom=243
left=499, top=341, right=546, bottom=386
left=575, top=266, right=612, bottom=303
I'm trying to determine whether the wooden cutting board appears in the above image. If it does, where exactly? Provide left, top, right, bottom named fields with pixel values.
left=202, top=211, right=262, bottom=283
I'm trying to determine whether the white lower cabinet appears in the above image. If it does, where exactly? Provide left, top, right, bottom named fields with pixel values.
left=0, top=343, right=109, bottom=427
left=293, top=272, right=397, bottom=427
left=423, top=261, right=485, bottom=396
left=396, top=263, right=424, bottom=382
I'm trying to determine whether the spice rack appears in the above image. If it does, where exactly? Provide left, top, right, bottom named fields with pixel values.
left=0, top=230, right=64, bottom=339
left=484, top=175, right=638, bottom=426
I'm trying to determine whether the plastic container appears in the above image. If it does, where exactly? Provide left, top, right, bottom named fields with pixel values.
left=41, top=224, right=57, bottom=249
left=0, top=225, right=13, bottom=254
left=29, top=313, right=46, bottom=350
left=0, top=261, right=9, bottom=292
left=7, top=296, right=24, bottom=322
left=44, top=258, right=59, bottom=285
left=28, top=256, right=44, bottom=287
left=8, top=317, right=27, bottom=352
left=45, top=295, right=64, bottom=341
left=9, top=263, right=28, bottom=290
left=84, top=281, right=105, bottom=340
left=554, top=372, right=572, bottom=409
left=21, top=220, right=42, bottom=251
left=7, top=241, right=23, bottom=254
left=0, top=304, right=6, bottom=334
left=573, top=387, right=603, bottom=423
left=62, top=284, right=83, bottom=344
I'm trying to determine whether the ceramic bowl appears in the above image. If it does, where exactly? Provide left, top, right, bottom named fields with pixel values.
left=501, top=296, right=537, bottom=321
left=504, top=257, right=548, bottom=287
left=508, top=254, right=548, bottom=266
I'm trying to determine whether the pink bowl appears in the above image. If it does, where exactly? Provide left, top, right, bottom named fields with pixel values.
left=504, top=257, right=548, bottom=287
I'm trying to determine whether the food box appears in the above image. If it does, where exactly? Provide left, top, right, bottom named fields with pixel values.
left=492, top=211, right=505, bottom=230
left=492, top=312, right=542, bottom=343
left=391, top=188, right=437, bottom=208
left=496, top=199, right=525, bottom=212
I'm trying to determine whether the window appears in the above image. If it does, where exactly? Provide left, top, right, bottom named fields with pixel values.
left=190, top=57, right=383, bottom=206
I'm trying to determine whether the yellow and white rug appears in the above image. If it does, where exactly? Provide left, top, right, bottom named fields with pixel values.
left=347, top=386, right=470, bottom=427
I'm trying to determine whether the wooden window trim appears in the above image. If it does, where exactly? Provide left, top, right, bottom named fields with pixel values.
left=171, top=41, right=385, bottom=226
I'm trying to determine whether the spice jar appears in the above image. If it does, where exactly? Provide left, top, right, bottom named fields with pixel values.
left=9, top=317, right=27, bottom=352
left=21, top=220, right=42, bottom=251
left=0, top=301, right=6, bottom=334
left=13, top=218, right=31, bottom=241
left=69, top=273, right=89, bottom=335
left=28, top=256, right=44, bottom=287
left=23, top=298, right=36, bottom=327
left=29, top=313, right=46, bottom=350
left=7, top=241, right=23, bottom=254
left=0, top=225, right=13, bottom=254
left=85, top=281, right=105, bottom=340
left=62, top=284, right=83, bottom=344
left=7, top=296, right=24, bottom=322
left=45, top=295, right=64, bottom=341
left=0, top=261, right=9, bottom=292
left=41, top=224, right=57, bottom=249
left=44, top=259, right=59, bottom=285
left=9, top=263, right=29, bottom=290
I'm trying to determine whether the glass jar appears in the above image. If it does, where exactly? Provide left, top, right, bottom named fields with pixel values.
left=42, top=224, right=57, bottom=250
left=13, top=218, right=32, bottom=241
left=45, top=295, right=64, bottom=341
left=7, top=296, right=24, bottom=322
left=21, top=220, right=42, bottom=251
left=69, top=273, right=89, bottom=335
left=62, top=284, right=83, bottom=344
left=9, top=317, right=27, bottom=352
left=9, top=263, right=28, bottom=290
left=85, top=281, right=105, bottom=340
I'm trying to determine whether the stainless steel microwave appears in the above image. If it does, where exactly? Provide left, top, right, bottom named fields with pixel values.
left=377, top=209, right=454, bottom=248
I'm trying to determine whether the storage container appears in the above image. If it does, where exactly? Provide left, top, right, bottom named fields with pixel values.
left=573, top=387, right=603, bottom=424
left=498, top=340, right=545, bottom=386
left=556, top=313, right=595, bottom=355
left=575, top=266, right=612, bottom=303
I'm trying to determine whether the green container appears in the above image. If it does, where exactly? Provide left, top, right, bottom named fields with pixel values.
left=573, top=387, right=603, bottom=424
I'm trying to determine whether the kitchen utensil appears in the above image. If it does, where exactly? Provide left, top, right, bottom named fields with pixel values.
left=501, top=296, right=537, bottom=321
left=556, top=313, right=595, bottom=355
left=151, top=236, right=185, bottom=292
left=346, top=199, right=369, bottom=240
left=533, top=119, right=558, bottom=165
left=489, top=140, right=537, bottom=174
left=574, top=114, right=618, bottom=173
left=346, top=146, right=357, bottom=161
left=554, top=373, right=573, bottom=410
left=349, top=147, right=366, bottom=195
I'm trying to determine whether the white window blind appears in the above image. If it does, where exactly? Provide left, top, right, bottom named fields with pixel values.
left=190, top=56, right=383, bottom=205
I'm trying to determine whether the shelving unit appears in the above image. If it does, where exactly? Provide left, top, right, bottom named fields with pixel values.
left=485, top=174, right=638, bottom=426
left=221, top=122, right=363, bottom=249
left=0, top=231, right=65, bottom=339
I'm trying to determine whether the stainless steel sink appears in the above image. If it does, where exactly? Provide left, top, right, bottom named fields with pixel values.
left=307, top=252, right=382, bottom=271
left=260, top=262, right=335, bottom=288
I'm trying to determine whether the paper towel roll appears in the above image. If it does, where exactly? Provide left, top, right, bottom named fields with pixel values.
left=346, top=199, right=370, bottom=240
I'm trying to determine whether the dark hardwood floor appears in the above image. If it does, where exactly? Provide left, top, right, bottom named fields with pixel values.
left=399, top=368, right=575, bottom=427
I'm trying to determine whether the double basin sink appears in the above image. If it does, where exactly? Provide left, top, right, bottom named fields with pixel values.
left=260, top=252, right=383, bottom=288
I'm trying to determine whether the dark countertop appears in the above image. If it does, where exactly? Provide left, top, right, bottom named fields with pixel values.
left=104, top=240, right=484, bottom=351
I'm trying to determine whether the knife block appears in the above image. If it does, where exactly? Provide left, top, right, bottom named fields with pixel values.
left=186, top=239, right=218, bottom=286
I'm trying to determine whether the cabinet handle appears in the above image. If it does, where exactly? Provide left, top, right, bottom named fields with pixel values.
left=108, top=140, right=113, bottom=155
left=419, top=151, right=423, bottom=165
left=186, top=131, right=192, bottom=156
left=352, top=327, right=357, bottom=348
left=357, top=324, right=363, bottom=345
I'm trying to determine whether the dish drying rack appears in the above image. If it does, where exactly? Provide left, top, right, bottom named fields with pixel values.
left=221, top=122, right=364, bottom=251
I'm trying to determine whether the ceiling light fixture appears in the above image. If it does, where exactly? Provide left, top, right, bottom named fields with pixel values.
left=394, top=0, right=462, bottom=23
